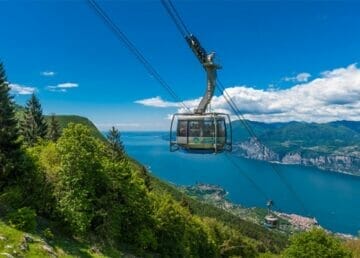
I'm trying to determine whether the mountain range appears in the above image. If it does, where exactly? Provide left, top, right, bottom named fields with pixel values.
left=232, top=120, right=360, bottom=175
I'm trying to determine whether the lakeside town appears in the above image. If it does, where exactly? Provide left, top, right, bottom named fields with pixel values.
left=180, top=183, right=358, bottom=240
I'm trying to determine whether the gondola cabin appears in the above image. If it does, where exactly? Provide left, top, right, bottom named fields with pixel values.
left=170, top=113, right=232, bottom=153
left=168, top=34, right=232, bottom=153
left=264, top=215, right=279, bottom=228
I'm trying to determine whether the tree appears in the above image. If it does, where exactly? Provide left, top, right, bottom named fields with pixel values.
left=47, top=113, right=61, bottom=141
left=21, top=93, right=48, bottom=146
left=106, top=126, right=125, bottom=160
left=282, top=228, right=352, bottom=258
left=0, top=62, right=22, bottom=189
left=55, top=123, right=105, bottom=234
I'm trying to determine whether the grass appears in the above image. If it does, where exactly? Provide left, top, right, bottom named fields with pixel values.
left=0, top=220, right=125, bottom=258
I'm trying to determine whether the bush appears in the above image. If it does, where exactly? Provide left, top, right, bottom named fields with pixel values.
left=344, top=239, right=360, bottom=257
left=43, top=228, right=54, bottom=240
left=0, top=186, right=25, bottom=211
left=282, top=228, right=352, bottom=258
left=7, top=207, right=36, bottom=232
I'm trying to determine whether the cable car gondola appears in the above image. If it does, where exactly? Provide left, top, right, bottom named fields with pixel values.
left=170, top=112, right=232, bottom=152
left=170, top=35, right=232, bottom=153
left=264, top=200, right=279, bottom=229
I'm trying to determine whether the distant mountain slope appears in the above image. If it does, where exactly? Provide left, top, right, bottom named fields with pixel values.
left=45, top=115, right=105, bottom=141
left=232, top=120, right=360, bottom=175
left=15, top=104, right=105, bottom=141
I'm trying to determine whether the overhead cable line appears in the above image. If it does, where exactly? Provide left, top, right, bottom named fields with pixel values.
left=87, top=0, right=191, bottom=112
left=161, top=0, right=190, bottom=37
left=216, top=80, right=309, bottom=215
left=161, top=0, right=309, bottom=215
left=225, top=153, right=269, bottom=202
left=161, top=0, right=272, bottom=204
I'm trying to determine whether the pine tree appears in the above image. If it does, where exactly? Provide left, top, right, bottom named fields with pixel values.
left=47, top=113, right=61, bottom=141
left=0, top=62, right=22, bottom=189
left=106, top=126, right=125, bottom=160
left=21, top=93, right=48, bottom=146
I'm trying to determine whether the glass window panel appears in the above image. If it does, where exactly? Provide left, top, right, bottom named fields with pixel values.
left=189, top=121, right=201, bottom=137
left=217, top=119, right=226, bottom=137
left=177, top=120, right=187, bottom=137
left=203, top=120, right=215, bottom=137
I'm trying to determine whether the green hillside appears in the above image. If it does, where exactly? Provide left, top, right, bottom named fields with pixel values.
left=0, top=220, right=124, bottom=257
left=0, top=116, right=289, bottom=257
left=2, top=114, right=357, bottom=256
left=44, top=115, right=105, bottom=141
left=15, top=104, right=104, bottom=141
left=232, top=120, right=360, bottom=157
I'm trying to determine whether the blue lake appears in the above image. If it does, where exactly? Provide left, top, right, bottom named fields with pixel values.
left=121, top=131, right=360, bottom=235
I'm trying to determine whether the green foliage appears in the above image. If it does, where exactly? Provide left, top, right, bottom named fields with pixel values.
left=48, top=113, right=61, bottom=141
left=106, top=126, right=125, bottom=161
left=43, top=227, right=54, bottom=240
left=20, top=93, right=48, bottom=146
left=150, top=193, right=218, bottom=257
left=344, top=239, right=360, bottom=257
left=1, top=116, right=293, bottom=257
left=0, top=62, right=22, bottom=190
left=151, top=193, right=187, bottom=255
left=0, top=186, right=26, bottom=212
left=282, top=228, right=352, bottom=258
left=149, top=176, right=288, bottom=254
left=47, top=115, right=105, bottom=141
left=55, top=123, right=104, bottom=234
left=7, top=207, right=37, bottom=232
left=96, top=158, right=155, bottom=250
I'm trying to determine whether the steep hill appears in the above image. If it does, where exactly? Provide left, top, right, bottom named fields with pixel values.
left=1, top=113, right=290, bottom=257
left=44, top=115, right=105, bottom=141
left=15, top=104, right=104, bottom=141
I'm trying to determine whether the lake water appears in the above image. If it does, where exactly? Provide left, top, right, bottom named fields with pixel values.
left=121, top=131, right=360, bottom=235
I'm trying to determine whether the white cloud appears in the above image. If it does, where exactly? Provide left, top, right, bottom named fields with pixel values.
left=57, top=82, right=78, bottom=88
left=41, top=71, right=55, bottom=77
left=284, top=72, right=311, bottom=82
left=46, top=82, right=78, bottom=92
left=135, top=96, right=181, bottom=108
left=135, top=64, right=360, bottom=123
left=9, top=83, right=36, bottom=95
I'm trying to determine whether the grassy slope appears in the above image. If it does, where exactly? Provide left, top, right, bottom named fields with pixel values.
left=0, top=220, right=125, bottom=258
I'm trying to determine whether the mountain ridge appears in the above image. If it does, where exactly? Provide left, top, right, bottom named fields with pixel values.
left=232, top=120, right=360, bottom=175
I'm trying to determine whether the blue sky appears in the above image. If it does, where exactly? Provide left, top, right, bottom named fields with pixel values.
left=1, top=1, right=360, bottom=130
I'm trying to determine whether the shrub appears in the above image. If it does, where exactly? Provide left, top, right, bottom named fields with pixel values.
left=7, top=207, right=36, bottom=232
left=43, top=228, right=54, bottom=240
left=282, top=228, right=352, bottom=258
left=0, top=186, right=25, bottom=211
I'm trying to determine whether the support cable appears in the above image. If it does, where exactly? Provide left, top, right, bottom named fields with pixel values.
left=87, top=0, right=191, bottom=112
left=161, top=0, right=309, bottom=215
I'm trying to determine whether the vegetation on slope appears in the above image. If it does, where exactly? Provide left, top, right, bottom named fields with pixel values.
left=44, top=115, right=105, bottom=141
left=1, top=122, right=283, bottom=257
left=0, top=219, right=124, bottom=257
